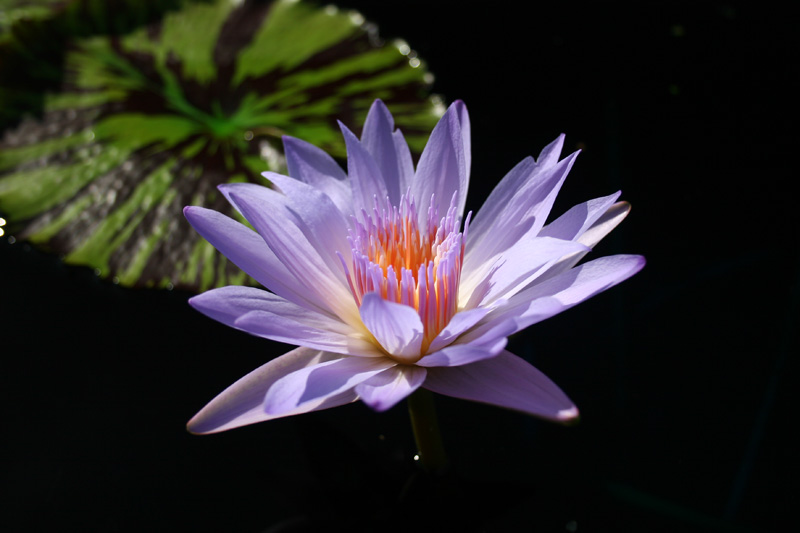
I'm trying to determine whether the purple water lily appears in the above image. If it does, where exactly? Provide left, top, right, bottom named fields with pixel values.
left=185, top=99, right=644, bottom=434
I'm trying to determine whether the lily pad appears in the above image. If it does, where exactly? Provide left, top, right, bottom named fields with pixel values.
left=0, top=0, right=442, bottom=291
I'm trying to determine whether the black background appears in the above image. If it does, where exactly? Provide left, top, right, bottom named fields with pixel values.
left=2, top=1, right=797, bottom=531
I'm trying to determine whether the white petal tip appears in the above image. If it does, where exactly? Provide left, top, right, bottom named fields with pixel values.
left=557, top=406, right=580, bottom=424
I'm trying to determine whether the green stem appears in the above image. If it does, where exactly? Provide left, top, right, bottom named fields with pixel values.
left=407, top=388, right=448, bottom=474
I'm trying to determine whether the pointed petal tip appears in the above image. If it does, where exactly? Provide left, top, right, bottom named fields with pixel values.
left=370, top=98, right=388, bottom=111
left=216, top=182, right=236, bottom=196
left=557, top=405, right=580, bottom=425
left=183, top=205, right=213, bottom=222
left=186, top=417, right=204, bottom=436
left=622, top=253, right=647, bottom=273
left=442, top=99, right=467, bottom=120
left=186, top=411, right=220, bottom=436
left=360, top=396, right=396, bottom=413
left=281, top=134, right=307, bottom=152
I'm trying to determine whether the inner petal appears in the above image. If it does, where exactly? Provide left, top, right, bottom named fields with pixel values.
left=339, top=193, right=470, bottom=359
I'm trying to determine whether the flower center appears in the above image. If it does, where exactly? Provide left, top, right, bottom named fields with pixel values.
left=340, top=193, right=470, bottom=357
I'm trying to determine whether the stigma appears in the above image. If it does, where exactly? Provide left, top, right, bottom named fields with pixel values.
left=339, top=193, right=470, bottom=358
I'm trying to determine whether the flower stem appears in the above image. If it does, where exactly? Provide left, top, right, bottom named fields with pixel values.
left=407, top=388, right=448, bottom=474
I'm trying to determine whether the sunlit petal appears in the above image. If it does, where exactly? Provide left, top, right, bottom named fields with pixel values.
left=187, top=347, right=351, bottom=434
left=355, top=365, right=427, bottom=411
left=360, top=293, right=424, bottom=362
left=264, top=356, right=396, bottom=415
left=423, top=350, right=579, bottom=423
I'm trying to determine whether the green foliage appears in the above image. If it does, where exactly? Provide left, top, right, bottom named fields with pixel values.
left=0, top=0, right=441, bottom=291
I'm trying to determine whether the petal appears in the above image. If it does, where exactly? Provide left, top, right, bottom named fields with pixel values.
left=183, top=206, right=323, bottom=314
left=463, top=156, right=536, bottom=251
left=189, top=286, right=382, bottom=357
left=462, top=236, right=590, bottom=308
left=474, top=255, right=646, bottom=337
left=392, top=129, right=415, bottom=192
left=223, top=183, right=358, bottom=324
left=355, top=365, right=426, bottom=411
left=534, top=133, right=565, bottom=168
left=361, top=99, right=413, bottom=204
left=412, top=100, right=470, bottom=221
left=416, top=336, right=507, bottom=367
left=340, top=121, right=388, bottom=211
left=454, top=99, right=471, bottom=185
left=187, top=348, right=350, bottom=434
left=359, top=293, right=424, bottom=362
left=464, top=134, right=563, bottom=253
left=188, top=285, right=324, bottom=329
left=455, top=312, right=525, bottom=345
left=264, top=356, right=396, bottom=415
left=235, top=309, right=382, bottom=356
left=577, top=200, right=631, bottom=248
left=536, top=199, right=632, bottom=283
left=282, top=135, right=352, bottom=214
left=423, top=350, right=579, bottom=422
left=426, top=306, right=492, bottom=353
left=514, top=254, right=646, bottom=309
left=465, top=149, right=579, bottom=275
left=257, top=174, right=353, bottom=268
left=539, top=191, right=622, bottom=242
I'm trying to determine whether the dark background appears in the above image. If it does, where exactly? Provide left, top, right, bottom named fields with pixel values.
left=2, top=1, right=796, bottom=531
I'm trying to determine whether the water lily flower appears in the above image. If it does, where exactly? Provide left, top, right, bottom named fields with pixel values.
left=185, top=99, right=644, bottom=434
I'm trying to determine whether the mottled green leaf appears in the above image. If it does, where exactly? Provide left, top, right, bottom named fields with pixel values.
left=0, top=0, right=442, bottom=291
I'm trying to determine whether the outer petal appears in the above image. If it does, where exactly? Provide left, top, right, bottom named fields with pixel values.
left=455, top=98, right=471, bottom=185
left=455, top=299, right=560, bottom=345
left=426, top=306, right=492, bottom=353
left=359, top=293, right=424, bottom=362
left=255, top=174, right=353, bottom=268
left=577, top=201, right=631, bottom=248
left=264, top=356, right=396, bottom=415
left=235, top=309, right=382, bottom=356
left=282, top=135, right=352, bottom=214
left=464, top=149, right=579, bottom=276
left=535, top=133, right=565, bottom=168
left=340, top=122, right=388, bottom=211
left=392, top=129, right=415, bottom=193
left=412, top=100, right=470, bottom=221
left=539, top=191, right=621, bottom=242
left=361, top=99, right=414, bottom=204
left=536, top=199, right=632, bottom=283
left=464, top=134, right=564, bottom=256
left=188, top=285, right=349, bottom=333
left=423, top=350, right=579, bottom=422
left=183, top=206, right=325, bottom=314
left=471, top=255, right=646, bottom=338
left=416, top=337, right=507, bottom=367
left=355, top=365, right=427, bottom=411
left=187, top=286, right=383, bottom=357
left=187, top=348, right=351, bottom=434
left=513, top=254, right=646, bottom=310
left=462, top=236, right=589, bottom=308
left=223, top=183, right=358, bottom=324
